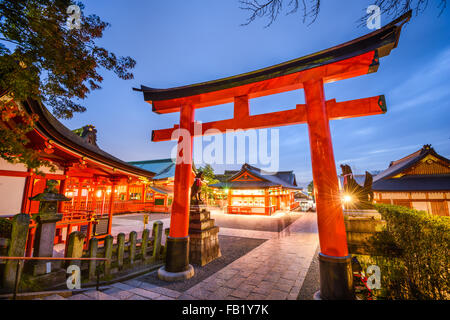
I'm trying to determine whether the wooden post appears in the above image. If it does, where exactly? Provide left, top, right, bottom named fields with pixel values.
left=21, top=170, right=33, bottom=214
left=117, top=233, right=125, bottom=269
left=152, top=221, right=163, bottom=260
left=141, top=229, right=150, bottom=260
left=3, top=214, right=30, bottom=290
left=304, top=78, right=353, bottom=300
left=88, top=237, right=98, bottom=281
left=65, top=231, right=86, bottom=268
left=107, top=181, right=117, bottom=235
left=163, top=228, right=170, bottom=258
left=104, top=235, right=113, bottom=276
left=129, top=231, right=137, bottom=265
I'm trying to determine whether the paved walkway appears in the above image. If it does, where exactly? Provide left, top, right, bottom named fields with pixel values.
left=42, top=211, right=318, bottom=300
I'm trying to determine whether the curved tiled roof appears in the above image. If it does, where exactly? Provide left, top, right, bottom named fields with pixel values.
left=373, top=175, right=450, bottom=191
left=372, top=145, right=450, bottom=191
left=211, top=163, right=302, bottom=190
left=128, top=158, right=175, bottom=180
left=22, top=99, right=156, bottom=179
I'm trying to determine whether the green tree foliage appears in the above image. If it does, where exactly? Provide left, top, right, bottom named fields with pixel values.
left=198, top=164, right=220, bottom=203
left=307, top=180, right=313, bottom=194
left=0, top=0, right=135, bottom=169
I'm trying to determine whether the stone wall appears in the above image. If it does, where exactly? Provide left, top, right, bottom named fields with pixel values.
left=343, top=209, right=386, bottom=255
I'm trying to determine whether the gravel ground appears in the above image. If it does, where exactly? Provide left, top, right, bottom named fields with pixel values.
left=297, top=246, right=320, bottom=300
left=137, top=235, right=267, bottom=292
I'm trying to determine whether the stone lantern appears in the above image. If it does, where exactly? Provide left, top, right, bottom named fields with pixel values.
left=29, top=179, right=71, bottom=275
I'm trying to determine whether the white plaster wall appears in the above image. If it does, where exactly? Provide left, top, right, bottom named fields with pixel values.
left=412, top=201, right=429, bottom=213
left=428, top=192, right=444, bottom=199
left=0, top=158, right=27, bottom=172
left=411, top=192, right=427, bottom=200
left=0, top=176, right=25, bottom=216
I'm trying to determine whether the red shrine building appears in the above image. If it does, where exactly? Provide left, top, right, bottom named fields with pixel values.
left=0, top=96, right=157, bottom=254
left=211, top=164, right=301, bottom=215
left=372, top=145, right=450, bottom=216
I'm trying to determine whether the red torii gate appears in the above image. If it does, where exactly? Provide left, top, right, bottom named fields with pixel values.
left=135, top=12, right=410, bottom=299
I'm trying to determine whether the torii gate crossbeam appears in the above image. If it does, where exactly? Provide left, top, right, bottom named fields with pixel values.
left=135, top=11, right=410, bottom=300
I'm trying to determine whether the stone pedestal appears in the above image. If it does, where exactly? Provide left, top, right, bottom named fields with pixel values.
left=31, top=213, right=63, bottom=276
left=188, top=205, right=221, bottom=266
left=343, top=209, right=386, bottom=255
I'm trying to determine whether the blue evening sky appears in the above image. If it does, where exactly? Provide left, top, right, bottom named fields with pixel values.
left=60, top=0, right=450, bottom=186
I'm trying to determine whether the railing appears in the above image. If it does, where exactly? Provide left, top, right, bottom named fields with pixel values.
left=0, top=256, right=109, bottom=300
left=62, top=200, right=154, bottom=215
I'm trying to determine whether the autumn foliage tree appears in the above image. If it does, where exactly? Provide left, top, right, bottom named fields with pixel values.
left=0, top=0, right=136, bottom=170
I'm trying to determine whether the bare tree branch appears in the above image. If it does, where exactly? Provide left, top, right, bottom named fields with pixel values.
left=240, top=0, right=446, bottom=27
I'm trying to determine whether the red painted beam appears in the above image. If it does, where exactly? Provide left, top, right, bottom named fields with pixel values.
left=150, top=51, right=377, bottom=113
left=151, top=95, right=385, bottom=142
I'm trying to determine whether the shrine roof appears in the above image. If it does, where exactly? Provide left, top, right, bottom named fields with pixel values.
left=149, top=185, right=173, bottom=195
left=136, top=11, right=410, bottom=108
left=210, top=163, right=302, bottom=190
left=22, top=99, right=156, bottom=179
left=373, top=145, right=450, bottom=182
left=372, top=175, right=450, bottom=192
left=129, top=158, right=176, bottom=180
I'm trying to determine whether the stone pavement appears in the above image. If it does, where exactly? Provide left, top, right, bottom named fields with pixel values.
left=41, top=211, right=319, bottom=300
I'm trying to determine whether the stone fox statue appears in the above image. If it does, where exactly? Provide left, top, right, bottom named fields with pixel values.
left=191, top=171, right=204, bottom=205
left=340, top=164, right=374, bottom=209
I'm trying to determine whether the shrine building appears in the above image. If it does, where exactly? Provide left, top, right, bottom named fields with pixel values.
left=0, top=96, right=158, bottom=254
left=372, top=145, right=450, bottom=216
left=210, top=163, right=301, bottom=215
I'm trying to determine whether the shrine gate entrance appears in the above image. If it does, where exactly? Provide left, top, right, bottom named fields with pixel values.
left=135, top=12, right=410, bottom=299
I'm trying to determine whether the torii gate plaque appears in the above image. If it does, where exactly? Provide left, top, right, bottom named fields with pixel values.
left=135, top=12, right=410, bottom=299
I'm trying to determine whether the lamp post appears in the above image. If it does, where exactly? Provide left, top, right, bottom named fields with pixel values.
left=29, top=180, right=71, bottom=275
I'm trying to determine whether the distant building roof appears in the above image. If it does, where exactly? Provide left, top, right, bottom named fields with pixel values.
left=128, top=158, right=175, bottom=180
left=211, top=163, right=302, bottom=190
left=338, top=174, right=368, bottom=188
left=148, top=185, right=173, bottom=195
left=372, top=175, right=450, bottom=191
left=372, top=145, right=450, bottom=192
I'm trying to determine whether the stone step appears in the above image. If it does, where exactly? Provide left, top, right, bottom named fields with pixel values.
left=190, top=210, right=210, bottom=222
left=43, top=294, right=66, bottom=300
left=189, top=219, right=215, bottom=231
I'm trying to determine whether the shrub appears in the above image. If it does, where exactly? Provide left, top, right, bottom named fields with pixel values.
left=370, top=204, right=449, bottom=300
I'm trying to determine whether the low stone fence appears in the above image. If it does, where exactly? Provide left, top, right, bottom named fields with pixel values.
left=66, top=220, right=166, bottom=284
left=0, top=214, right=166, bottom=292
left=343, top=209, right=386, bottom=255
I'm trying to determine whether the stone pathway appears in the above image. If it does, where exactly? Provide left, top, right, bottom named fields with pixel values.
left=41, top=211, right=318, bottom=300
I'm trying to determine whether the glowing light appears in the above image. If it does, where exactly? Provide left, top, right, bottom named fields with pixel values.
left=96, top=190, right=102, bottom=198
left=342, top=194, right=353, bottom=203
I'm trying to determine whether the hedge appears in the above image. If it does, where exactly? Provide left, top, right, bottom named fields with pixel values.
left=370, top=204, right=449, bottom=300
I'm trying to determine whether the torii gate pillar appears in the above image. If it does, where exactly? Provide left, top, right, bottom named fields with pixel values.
left=304, top=79, right=354, bottom=300
left=158, top=104, right=195, bottom=281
